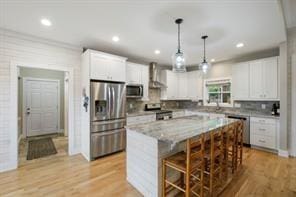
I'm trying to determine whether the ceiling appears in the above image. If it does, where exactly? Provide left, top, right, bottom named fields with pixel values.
left=0, top=0, right=286, bottom=66
left=282, top=0, right=296, bottom=28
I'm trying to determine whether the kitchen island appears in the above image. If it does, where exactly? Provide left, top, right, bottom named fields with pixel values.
left=125, top=115, right=240, bottom=197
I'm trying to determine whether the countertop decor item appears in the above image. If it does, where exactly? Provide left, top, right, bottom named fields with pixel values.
left=199, top=35, right=211, bottom=73
left=172, top=18, right=186, bottom=73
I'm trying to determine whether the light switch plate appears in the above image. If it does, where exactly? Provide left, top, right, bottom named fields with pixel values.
left=261, top=104, right=266, bottom=109
left=129, top=103, right=133, bottom=109
left=234, top=103, right=241, bottom=108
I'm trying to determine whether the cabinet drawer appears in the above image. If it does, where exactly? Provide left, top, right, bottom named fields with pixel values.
left=250, top=117, right=276, bottom=125
left=251, top=134, right=276, bottom=149
left=251, top=123, right=276, bottom=137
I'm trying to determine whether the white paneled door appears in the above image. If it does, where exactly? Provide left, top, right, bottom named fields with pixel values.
left=25, top=79, right=59, bottom=137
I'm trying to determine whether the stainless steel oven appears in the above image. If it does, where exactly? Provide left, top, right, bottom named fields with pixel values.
left=126, top=84, right=143, bottom=98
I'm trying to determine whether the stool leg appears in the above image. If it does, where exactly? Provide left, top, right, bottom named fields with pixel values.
left=185, top=140, right=191, bottom=197
left=162, top=161, right=166, bottom=197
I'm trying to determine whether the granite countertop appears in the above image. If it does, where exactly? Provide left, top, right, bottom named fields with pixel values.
left=126, top=111, right=156, bottom=117
left=127, top=108, right=280, bottom=119
left=125, top=115, right=238, bottom=145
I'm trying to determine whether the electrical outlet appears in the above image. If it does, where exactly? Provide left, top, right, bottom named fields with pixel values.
left=261, top=104, right=266, bottom=109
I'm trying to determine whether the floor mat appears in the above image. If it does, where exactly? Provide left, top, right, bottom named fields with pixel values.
left=27, top=137, right=57, bottom=160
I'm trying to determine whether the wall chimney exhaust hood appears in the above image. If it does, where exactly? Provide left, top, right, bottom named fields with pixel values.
left=149, top=62, right=166, bottom=88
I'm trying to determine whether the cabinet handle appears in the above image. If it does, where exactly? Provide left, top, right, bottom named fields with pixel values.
left=259, top=128, right=266, bottom=131
left=259, top=140, right=266, bottom=143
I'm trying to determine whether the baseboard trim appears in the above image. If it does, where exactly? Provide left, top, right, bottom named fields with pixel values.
left=0, top=162, right=17, bottom=173
left=278, top=149, right=289, bottom=158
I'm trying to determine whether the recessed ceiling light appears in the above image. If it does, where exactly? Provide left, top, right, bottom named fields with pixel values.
left=40, top=18, right=52, bottom=26
left=112, top=36, right=120, bottom=42
left=236, top=42, right=244, bottom=48
left=211, top=58, right=215, bottom=62
left=154, top=50, right=160, bottom=54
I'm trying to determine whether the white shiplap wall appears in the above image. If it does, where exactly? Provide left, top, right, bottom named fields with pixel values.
left=0, top=29, right=82, bottom=172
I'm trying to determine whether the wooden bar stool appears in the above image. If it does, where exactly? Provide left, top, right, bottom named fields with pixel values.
left=162, top=134, right=205, bottom=197
left=204, top=129, right=224, bottom=196
left=236, top=120, right=244, bottom=168
left=223, top=122, right=237, bottom=174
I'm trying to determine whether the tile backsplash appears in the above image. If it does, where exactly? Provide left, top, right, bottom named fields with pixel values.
left=126, top=88, right=280, bottom=114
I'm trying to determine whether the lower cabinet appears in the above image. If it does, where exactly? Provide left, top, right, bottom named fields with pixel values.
left=126, top=114, right=156, bottom=126
left=250, top=117, right=278, bottom=150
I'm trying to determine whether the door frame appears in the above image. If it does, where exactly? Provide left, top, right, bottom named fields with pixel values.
left=291, top=54, right=296, bottom=157
left=22, top=77, right=61, bottom=137
left=10, top=60, right=76, bottom=170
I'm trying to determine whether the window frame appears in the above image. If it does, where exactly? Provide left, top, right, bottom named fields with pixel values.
left=203, top=77, right=233, bottom=107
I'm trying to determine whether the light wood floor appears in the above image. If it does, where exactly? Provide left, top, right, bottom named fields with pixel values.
left=0, top=148, right=296, bottom=196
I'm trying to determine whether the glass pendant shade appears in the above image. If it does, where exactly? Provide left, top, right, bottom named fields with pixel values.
left=172, top=18, right=186, bottom=73
left=199, top=60, right=211, bottom=74
left=199, top=35, right=210, bottom=74
left=172, top=51, right=186, bottom=72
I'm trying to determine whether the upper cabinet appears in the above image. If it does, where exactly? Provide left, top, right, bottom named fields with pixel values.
left=187, top=71, right=203, bottom=101
left=232, top=62, right=249, bottom=100
left=232, top=56, right=279, bottom=101
left=126, top=62, right=149, bottom=101
left=126, top=62, right=141, bottom=84
left=249, top=57, right=278, bottom=100
left=161, top=70, right=203, bottom=100
left=88, top=50, right=127, bottom=82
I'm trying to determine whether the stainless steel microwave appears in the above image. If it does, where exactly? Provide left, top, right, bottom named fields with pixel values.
left=126, top=84, right=143, bottom=98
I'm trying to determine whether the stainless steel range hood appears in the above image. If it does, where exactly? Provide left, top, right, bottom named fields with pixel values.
left=149, top=62, right=167, bottom=88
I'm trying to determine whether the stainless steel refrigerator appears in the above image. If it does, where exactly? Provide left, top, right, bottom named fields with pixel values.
left=90, top=80, right=126, bottom=159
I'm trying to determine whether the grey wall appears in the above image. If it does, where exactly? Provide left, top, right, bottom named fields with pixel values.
left=18, top=67, right=65, bottom=132
left=287, top=27, right=296, bottom=153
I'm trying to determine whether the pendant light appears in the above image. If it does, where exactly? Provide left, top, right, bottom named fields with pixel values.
left=199, top=35, right=211, bottom=73
left=172, top=18, right=186, bottom=72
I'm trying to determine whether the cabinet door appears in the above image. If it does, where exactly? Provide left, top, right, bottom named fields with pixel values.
left=108, top=59, right=126, bottom=82
left=187, top=71, right=203, bottom=100
left=141, top=65, right=149, bottom=101
left=90, top=54, right=110, bottom=80
left=126, top=63, right=141, bottom=84
left=178, top=73, right=188, bottom=99
left=249, top=60, right=263, bottom=99
left=166, top=71, right=178, bottom=99
left=232, top=62, right=249, bottom=100
left=262, top=57, right=278, bottom=99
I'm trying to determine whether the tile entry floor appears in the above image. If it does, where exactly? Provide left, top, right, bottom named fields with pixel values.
left=18, top=133, right=68, bottom=167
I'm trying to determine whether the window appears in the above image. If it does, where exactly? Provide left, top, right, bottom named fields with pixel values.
left=204, top=78, right=232, bottom=106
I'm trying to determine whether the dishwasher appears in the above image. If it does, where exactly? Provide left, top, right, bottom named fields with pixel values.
left=226, top=114, right=250, bottom=146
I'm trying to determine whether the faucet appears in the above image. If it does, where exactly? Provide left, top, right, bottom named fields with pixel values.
left=215, top=99, right=221, bottom=111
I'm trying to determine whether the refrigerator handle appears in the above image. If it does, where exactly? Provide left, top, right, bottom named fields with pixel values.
left=112, top=86, right=115, bottom=116
left=108, top=86, right=112, bottom=117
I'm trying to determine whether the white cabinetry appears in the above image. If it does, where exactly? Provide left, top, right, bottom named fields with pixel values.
left=249, top=57, right=278, bottom=100
left=232, top=62, right=249, bottom=100
left=161, top=70, right=203, bottom=100
left=126, top=63, right=141, bottom=84
left=126, top=114, right=156, bottom=126
left=231, top=56, right=278, bottom=101
left=187, top=71, right=203, bottom=101
left=89, top=50, right=127, bottom=82
left=250, top=117, right=278, bottom=150
left=126, top=62, right=149, bottom=101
